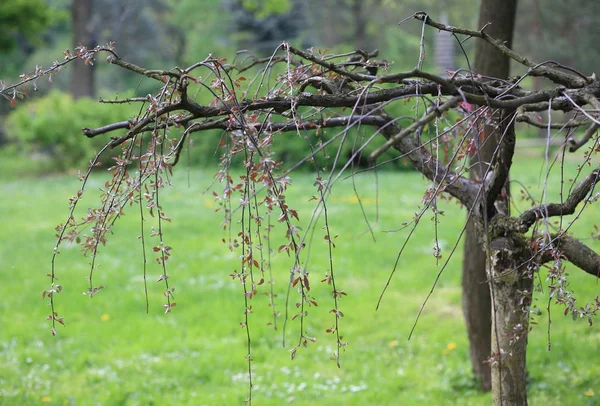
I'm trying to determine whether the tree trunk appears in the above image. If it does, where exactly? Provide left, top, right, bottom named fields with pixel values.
left=463, top=0, right=518, bottom=392
left=350, top=0, right=367, bottom=49
left=487, top=234, right=533, bottom=406
left=71, top=0, right=95, bottom=99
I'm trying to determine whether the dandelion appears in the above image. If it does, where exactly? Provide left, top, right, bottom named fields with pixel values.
left=388, top=340, right=399, bottom=348
left=584, top=390, right=595, bottom=397
left=443, top=342, right=456, bottom=354
left=41, top=396, right=52, bottom=402
left=100, top=314, right=110, bottom=321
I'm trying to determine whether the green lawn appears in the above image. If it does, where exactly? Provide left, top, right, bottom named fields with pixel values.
left=0, top=149, right=599, bottom=405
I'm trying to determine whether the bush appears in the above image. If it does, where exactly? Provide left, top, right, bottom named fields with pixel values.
left=6, top=90, right=137, bottom=172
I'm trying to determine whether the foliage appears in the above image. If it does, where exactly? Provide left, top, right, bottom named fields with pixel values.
left=6, top=90, right=137, bottom=171
left=0, top=0, right=53, bottom=52
left=241, top=0, right=292, bottom=18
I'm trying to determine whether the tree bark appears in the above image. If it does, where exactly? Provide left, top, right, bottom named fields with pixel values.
left=71, top=0, right=95, bottom=99
left=487, top=234, right=532, bottom=406
left=463, top=0, right=518, bottom=392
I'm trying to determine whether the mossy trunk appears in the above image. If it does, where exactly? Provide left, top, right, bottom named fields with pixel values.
left=487, top=236, right=533, bottom=406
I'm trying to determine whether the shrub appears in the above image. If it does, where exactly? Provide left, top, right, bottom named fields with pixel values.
left=6, top=90, right=137, bottom=171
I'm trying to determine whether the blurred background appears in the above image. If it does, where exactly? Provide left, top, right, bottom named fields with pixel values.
left=1, top=0, right=599, bottom=174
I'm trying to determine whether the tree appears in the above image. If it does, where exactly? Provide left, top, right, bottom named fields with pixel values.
left=462, top=0, right=518, bottom=392
left=71, top=0, right=95, bottom=98
left=4, top=12, right=599, bottom=406
left=0, top=0, right=52, bottom=53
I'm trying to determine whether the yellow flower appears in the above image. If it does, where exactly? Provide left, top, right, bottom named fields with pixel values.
left=388, top=340, right=399, bottom=348
left=443, top=343, right=457, bottom=354
left=100, top=314, right=110, bottom=321
left=41, top=396, right=52, bottom=402
left=584, top=390, right=595, bottom=397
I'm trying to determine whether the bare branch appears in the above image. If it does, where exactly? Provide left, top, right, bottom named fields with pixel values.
left=519, top=167, right=600, bottom=230
left=413, top=12, right=590, bottom=88
left=515, top=113, right=590, bottom=130
left=377, top=119, right=480, bottom=209
left=569, top=122, right=599, bottom=152
left=99, top=97, right=149, bottom=104
left=368, top=96, right=462, bottom=161
left=568, top=94, right=600, bottom=151
left=108, top=57, right=181, bottom=82
left=540, top=235, right=600, bottom=279
left=83, top=121, right=133, bottom=138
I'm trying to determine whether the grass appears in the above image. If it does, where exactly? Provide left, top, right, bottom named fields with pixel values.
left=0, top=147, right=599, bottom=405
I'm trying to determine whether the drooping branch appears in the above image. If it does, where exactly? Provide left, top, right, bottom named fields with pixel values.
left=519, top=167, right=600, bottom=230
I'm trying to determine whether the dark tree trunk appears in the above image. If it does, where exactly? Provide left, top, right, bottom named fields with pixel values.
left=71, top=0, right=95, bottom=99
left=350, top=0, right=367, bottom=49
left=462, top=0, right=518, bottom=392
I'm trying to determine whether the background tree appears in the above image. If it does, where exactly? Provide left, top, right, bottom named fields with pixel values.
left=71, top=0, right=95, bottom=98
left=0, top=0, right=52, bottom=53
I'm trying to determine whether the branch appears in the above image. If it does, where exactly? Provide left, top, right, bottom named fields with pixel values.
left=515, top=113, right=590, bottom=130
left=569, top=121, right=599, bottom=152
left=108, top=57, right=181, bottom=82
left=286, top=45, right=375, bottom=82
left=83, top=121, right=132, bottom=138
left=519, top=167, right=600, bottom=229
left=413, top=12, right=590, bottom=88
left=0, top=45, right=118, bottom=97
left=568, top=94, right=600, bottom=152
left=368, top=96, right=462, bottom=161
left=224, top=53, right=300, bottom=74
left=540, top=235, right=600, bottom=279
left=85, top=113, right=390, bottom=146
left=377, top=117, right=480, bottom=209
left=186, top=115, right=391, bottom=134
left=485, top=110, right=516, bottom=217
